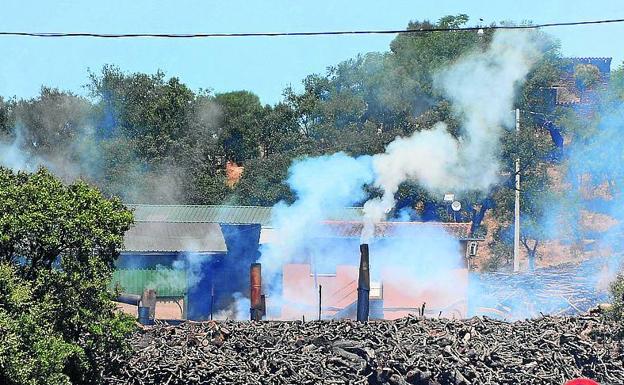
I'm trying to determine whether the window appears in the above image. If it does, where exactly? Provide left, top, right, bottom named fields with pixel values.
left=469, top=242, right=478, bottom=257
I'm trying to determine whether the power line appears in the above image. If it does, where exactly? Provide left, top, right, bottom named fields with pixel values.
left=1, top=18, right=624, bottom=39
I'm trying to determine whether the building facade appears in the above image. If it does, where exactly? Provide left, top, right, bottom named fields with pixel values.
left=115, top=204, right=484, bottom=321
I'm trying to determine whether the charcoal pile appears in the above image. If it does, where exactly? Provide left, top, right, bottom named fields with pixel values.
left=105, top=314, right=624, bottom=385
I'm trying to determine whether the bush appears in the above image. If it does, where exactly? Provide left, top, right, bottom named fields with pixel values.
left=0, top=167, right=136, bottom=384
left=0, top=263, right=81, bottom=385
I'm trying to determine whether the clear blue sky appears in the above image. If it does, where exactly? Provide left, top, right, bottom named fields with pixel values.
left=1, top=0, right=623, bottom=105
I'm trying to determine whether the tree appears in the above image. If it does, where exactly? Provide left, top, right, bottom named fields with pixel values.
left=0, top=167, right=135, bottom=384
left=215, top=91, right=264, bottom=163
left=272, top=16, right=568, bottom=238
left=488, top=117, right=559, bottom=271
left=232, top=152, right=298, bottom=206
left=389, top=14, right=487, bottom=99
left=574, top=63, right=602, bottom=92
left=0, top=97, right=12, bottom=137
left=87, top=66, right=223, bottom=203
left=476, top=28, right=564, bottom=270
left=88, top=65, right=201, bottom=160
left=0, top=263, right=81, bottom=385
left=282, top=15, right=481, bottom=156
left=258, top=102, right=306, bottom=158
left=283, top=74, right=331, bottom=140
left=12, top=87, right=92, bottom=158
left=607, top=63, right=624, bottom=102
left=0, top=17, right=571, bottom=240
left=4, top=88, right=94, bottom=181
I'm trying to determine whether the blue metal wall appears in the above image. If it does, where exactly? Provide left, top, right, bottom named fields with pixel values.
left=186, top=224, right=261, bottom=320
left=116, top=223, right=261, bottom=321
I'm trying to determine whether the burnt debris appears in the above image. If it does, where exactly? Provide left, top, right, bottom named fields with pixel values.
left=104, top=314, right=623, bottom=385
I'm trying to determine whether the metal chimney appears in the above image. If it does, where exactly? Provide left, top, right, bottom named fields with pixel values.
left=115, top=293, right=141, bottom=306
left=250, top=263, right=263, bottom=321
left=357, top=244, right=370, bottom=322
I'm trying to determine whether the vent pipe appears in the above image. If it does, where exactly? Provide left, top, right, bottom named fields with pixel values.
left=116, top=293, right=141, bottom=306
left=357, top=244, right=370, bottom=322
left=250, top=263, right=263, bottom=321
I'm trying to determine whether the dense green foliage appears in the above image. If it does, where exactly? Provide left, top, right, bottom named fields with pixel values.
left=0, top=167, right=135, bottom=385
left=486, top=30, right=564, bottom=269
left=0, top=262, right=79, bottom=385
left=0, top=15, right=601, bottom=271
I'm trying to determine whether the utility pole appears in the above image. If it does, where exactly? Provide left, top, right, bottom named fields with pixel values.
left=513, top=108, right=521, bottom=272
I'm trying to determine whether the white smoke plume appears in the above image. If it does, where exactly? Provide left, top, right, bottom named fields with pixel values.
left=362, top=31, right=541, bottom=238
left=0, top=86, right=222, bottom=204
left=260, top=152, right=373, bottom=281
left=0, top=126, right=43, bottom=171
left=259, top=30, right=542, bottom=318
left=214, top=292, right=251, bottom=320
left=564, top=103, right=624, bottom=284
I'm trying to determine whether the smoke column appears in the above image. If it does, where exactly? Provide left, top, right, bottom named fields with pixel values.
left=0, top=126, right=43, bottom=171
left=259, top=30, right=542, bottom=317
left=260, top=153, right=373, bottom=281
left=362, top=31, right=541, bottom=240
left=0, top=88, right=222, bottom=204
left=566, top=103, right=624, bottom=283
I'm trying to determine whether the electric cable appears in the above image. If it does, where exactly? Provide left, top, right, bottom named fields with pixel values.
left=0, top=18, right=623, bottom=39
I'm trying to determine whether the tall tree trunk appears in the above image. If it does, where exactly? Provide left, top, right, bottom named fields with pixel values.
left=470, top=196, right=494, bottom=236
left=522, top=238, right=539, bottom=272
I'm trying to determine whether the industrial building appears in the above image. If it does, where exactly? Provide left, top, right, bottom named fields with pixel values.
left=114, top=204, right=483, bottom=321
left=114, top=204, right=264, bottom=320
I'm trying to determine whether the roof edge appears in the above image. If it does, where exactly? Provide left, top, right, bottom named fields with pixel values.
left=564, top=57, right=612, bottom=61
left=126, top=203, right=364, bottom=210
left=119, top=250, right=223, bottom=254
left=126, top=203, right=274, bottom=210
left=322, top=220, right=472, bottom=225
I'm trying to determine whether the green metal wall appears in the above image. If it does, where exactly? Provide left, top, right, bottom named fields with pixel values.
left=111, top=269, right=187, bottom=297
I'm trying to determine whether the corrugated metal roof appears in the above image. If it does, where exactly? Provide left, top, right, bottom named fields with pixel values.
left=125, top=205, right=479, bottom=240
left=128, top=204, right=273, bottom=225
left=127, top=204, right=365, bottom=226
left=123, top=222, right=227, bottom=253
left=321, top=221, right=476, bottom=240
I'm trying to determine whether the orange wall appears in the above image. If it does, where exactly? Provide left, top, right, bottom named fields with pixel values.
left=380, top=266, right=467, bottom=319
left=280, top=263, right=468, bottom=320
left=281, top=264, right=358, bottom=320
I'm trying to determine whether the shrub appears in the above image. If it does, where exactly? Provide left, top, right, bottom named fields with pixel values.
left=0, top=167, right=136, bottom=384
left=0, top=263, right=81, bottom=385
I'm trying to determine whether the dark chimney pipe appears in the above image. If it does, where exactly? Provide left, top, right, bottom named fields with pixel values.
left=357, top=244, right=370, bottom=322
left=115, top=293, right=141, bottom=306
left=250, top=263, right=263, bottom=321
left=115, top=293, right=154, bottom=324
